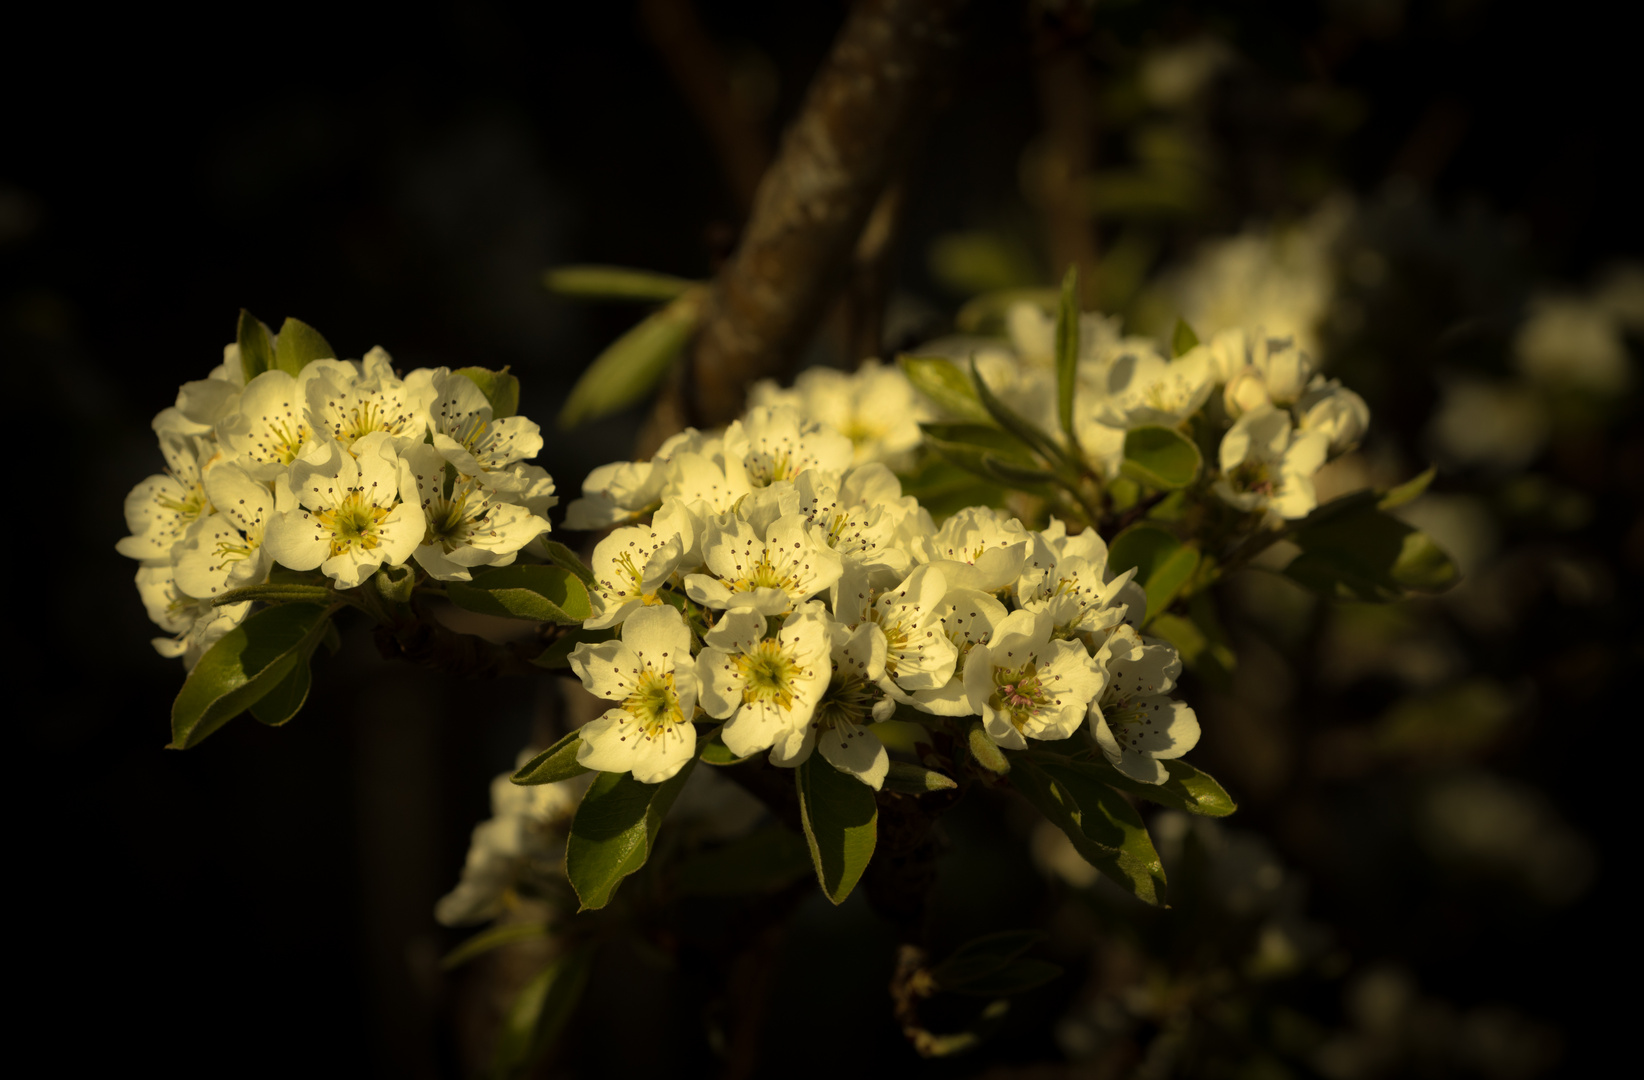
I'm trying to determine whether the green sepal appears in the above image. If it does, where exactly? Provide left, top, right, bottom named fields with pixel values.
left=446, top=565, right=591, bottom=625
left=512, top=729, right=591, bottom=786
left=1120, top=425, right=1202, bottom=490
left=559, top=287, right=704, bottom=429
left=248, top=655, right=312, bottom=727
left=373, top=563, right=416, bottom=605
left=1171, top=318, right=1201, bottom=358
left=796, top=755, right=878, bottom=905
left=272, top=317, right=335, bottom=376
left=543, top=265, right=698, bottom=302
left=969, top=358, right=1076, bottom=473
left=1027, top=751, right=1235, bottom=818
left=1107, top=524, right=1200, bottom=625
left=1055, top=265, right=1080, bottom=450
left=491, top=948, right=594, bottom=1079
left=210, top=582, right=335, bottom=608
left=882, top=761, right=958, bottom=794
left=236, top=309, right=275, bottom=383
left=1011, top=757, right=1168, bottom=906
left=170, top=603, right=332, bottom=749
left=536, top=539, right=595, bottom=586
left=454, top=366, right=521, bottom=419
left=565, top=761, right=697, bottom=911
left=900, top=355, right=992, bottom=424
left=440, top=922, right=550, bottom=971
left=533, top=626, right=616, bottom=670
left=675, top=826, right=812, bottom=896
left=967, top=721, right=1011, bottom=774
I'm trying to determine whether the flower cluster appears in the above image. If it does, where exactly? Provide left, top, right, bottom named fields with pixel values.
left=117, top=340, right=557, bottom=667
left=561, top=404, right=1202, bottom=789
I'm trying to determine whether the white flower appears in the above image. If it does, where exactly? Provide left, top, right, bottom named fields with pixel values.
left=836, top=564, right=957, bottom=695
left=1090, top=626, right=1199, bottom=783
left=263, top=432, right=424, bottom=588
left=1213, top=408, right=1329, bottom=521
left=219, top=368, right=324, bottom=480
left=698, top=603, right=832, bottom=760
left=566, top=459, right=663, bottom=530
left=1017, top=521, right=1135, bottom=644
left=173, top=463, right=283, bottom=599
left=1201, top=327, right=1251, bottom=384
left=584, top=500, right=696, bottom=630
left=418, top=365, right=544, bottom=474
left=749, top=360, right=933, bottom=467
left=722, top=405, right=854, bottom=488
left=795, top=465, right=913, bottom=585
left=769, top=621, right=895, bottom=788
left=684, top=511, right=843, bottom=616
left=137, top=563, right=251, bottom=669
left=1296, top=380, right=1370, bottom=456
left=1222, top=334, right=1316, bottom=417
left=173, top=344, right=246, bottom=431
left=906, top=587, right=1008, bottom=716
left=571, top=605, right=701, bottom=783
left=916, top=506, right=1031, bottom=593
left=964, top=609, right=1103, bottom=750
left=116, top=428, right=212, bottom=561
left=1094, top=346, right=1213, bottom=429
left=401, top=443, right=551, bottom=581
left=305, top=347, right=431, bottom=452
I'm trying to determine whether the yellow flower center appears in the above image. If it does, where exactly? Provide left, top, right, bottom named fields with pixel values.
left=736, top=639, right=803, bottom=711
left=318, top=492, right=392, bottom=557
left=622, top=669, right=685, bottom=737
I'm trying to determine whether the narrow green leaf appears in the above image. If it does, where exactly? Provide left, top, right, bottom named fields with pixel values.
left=1171, top=318, right=1201, bottom=358
left=1107, top=524, right=1200, bottom=625
left=272, top=317, right=335, bottom=376
left=796, top=755, right=878, bottom=905
left=559, top=287, right=705, bottom=429
left=454, top=366, right=521, bottom=419
left=248, top=655, right=312, bottom=727
left=170, top=604, right=331, bottom=749
left=967, top=721, right=1011, bottom=774
left=210, top=583, right=334, bottom=608
left=899, top=355, right=992, bottom=424
left=441, top=922, right=550, bottom=971
left=676, top=827, right=813, bottom=896
left=565, top=762, right=696, bottom=911
left=1120, top=425, right=1202, bottom=490
left=969, top=358, right=1076, bottom=472
left=543, top=265, right=698, bottom=302
left=1288, top=504, right=1459, bottom=600
left=533, top=626, right=616, bottom=670
left=883, top=761, right=958, bottom=794
left=922, top=423, right=1058, bottom=495
left=491, top=948, right=593, bottom=1079
left=1012, top=758, right=1168, bottom=905
left=1028, top=751, right=1235, bottom=817
left=1378, top=466, right=1437, bottom=511
left=447, top=565, right=591, bottom=625
left=512, top=729, right=591, bottom=786
left=236, top=309, right=275, bottom=383
left=537, top=539, right=596, bottom=586
left=1055, top=265, right=1080, bottom=449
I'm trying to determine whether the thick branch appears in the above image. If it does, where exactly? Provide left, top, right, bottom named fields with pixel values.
left=685, top=0, right=968, bottom=427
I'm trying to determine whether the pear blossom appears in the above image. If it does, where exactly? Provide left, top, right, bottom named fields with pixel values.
left=401, top=443, right=551, bottom=581
left=1213, top=408, right=1329, bottom=521
left=418, top=365, right=544, bottom=474
left=722, top=405, right=854, bottom=488
left=916, top=506, right=1031, bottom=593
left=173, top=463, right=283, bottom=599
left=796, top=466, right=913, bottom=585
left=1222, top=334, right=1317, bottom=417
left=1090, top=625, right=1200, bottom=783
left=1094, top=346, right=1214, bottom=429
left=565, top=459, right=664, bottom=530
left=698, top=604, right=833, bottom=760
left=116, top=428, right=212, bottom=562
left=173, top=345, right=246, bottom=431
left=571, top=605, right=701, bottom=784
left=907, top=587, right=1008, bottom=716
left=749, top=360, right=932, bottom=467
left=684, top=511, right=843, bottom=616
left=1296, top=380, right=1370, bottom=456
left=137, top=563, right=251, bottom=669
left=584, top=500, right=696, bottom=629
left=1017, top=522, right=1135, bottom=644
left=305, top=347, right=431, bottom=452
left=770, top=621, right=895, bottom=788
left=263, top=432, right=424, bottom=588
left=835, top=564, right=957, bottom=694
left=964, top=608, right=1104, bottom=750
left=219, top=368, right=322, bottom=480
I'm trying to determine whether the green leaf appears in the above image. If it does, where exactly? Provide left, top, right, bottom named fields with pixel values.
left=1287, top=505, right=1459, bottom=600
left=954, top=287, right=1058, bottom=334
left=1121, top=425, right=1202, bottom=490
left=210, top=582, right=335, bottom=608
left=1107, top=524, right=1200, bottom=625
left=1012, top=758, right=1168, bottom=905
left=796, top=755, right=878, bottom=905
left=928, top=929, right=1043, bottom=988
left=1030, top=752, right=1235, bottom=818
left=248, top=655, right=312, bottom=727
left=491, top=948, right=593, bottom=1079
left=441, top=922, right=550, bottom=971
left=170, top=603, right=332, bottom=749
left=533, top=626, right=616, bottom=670
left=512, top=729, right=591, bottom=786
left=676, top=826, right=813, bottom=896
left=454, top=366, right=521, bottom=419
left=1171, top=318, right=1200, bottom=358
left=1149, top=591, right=1235, bottom=688
left=883, top=761, right=958, bottom=794
left=967, top=721, right=1010, bottom=774
left=537, top=539, right=595, bottom=586
left=899, top=355, right=992, bottom=424
left=1378, top=466, right=1437, bottom=511
left=566, top=762, right=696, bottom=911
left=272, top=317, right=335, bottom=376
left=921, top=423, right=1059, bottom=495
left=969, top=359, right=1075, bottom=473
left=543, top=265, right=698, bottom=302
left=447, top=565, right=591, bottom=625
left=236, top=309, right=275, bottom=383
left=559, top=287, right=705, bottom=429
left=1055, top=265, right=1080, bottom=450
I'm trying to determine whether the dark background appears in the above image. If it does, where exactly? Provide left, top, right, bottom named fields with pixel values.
left=4, top=2, right=1632, bottom=1075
